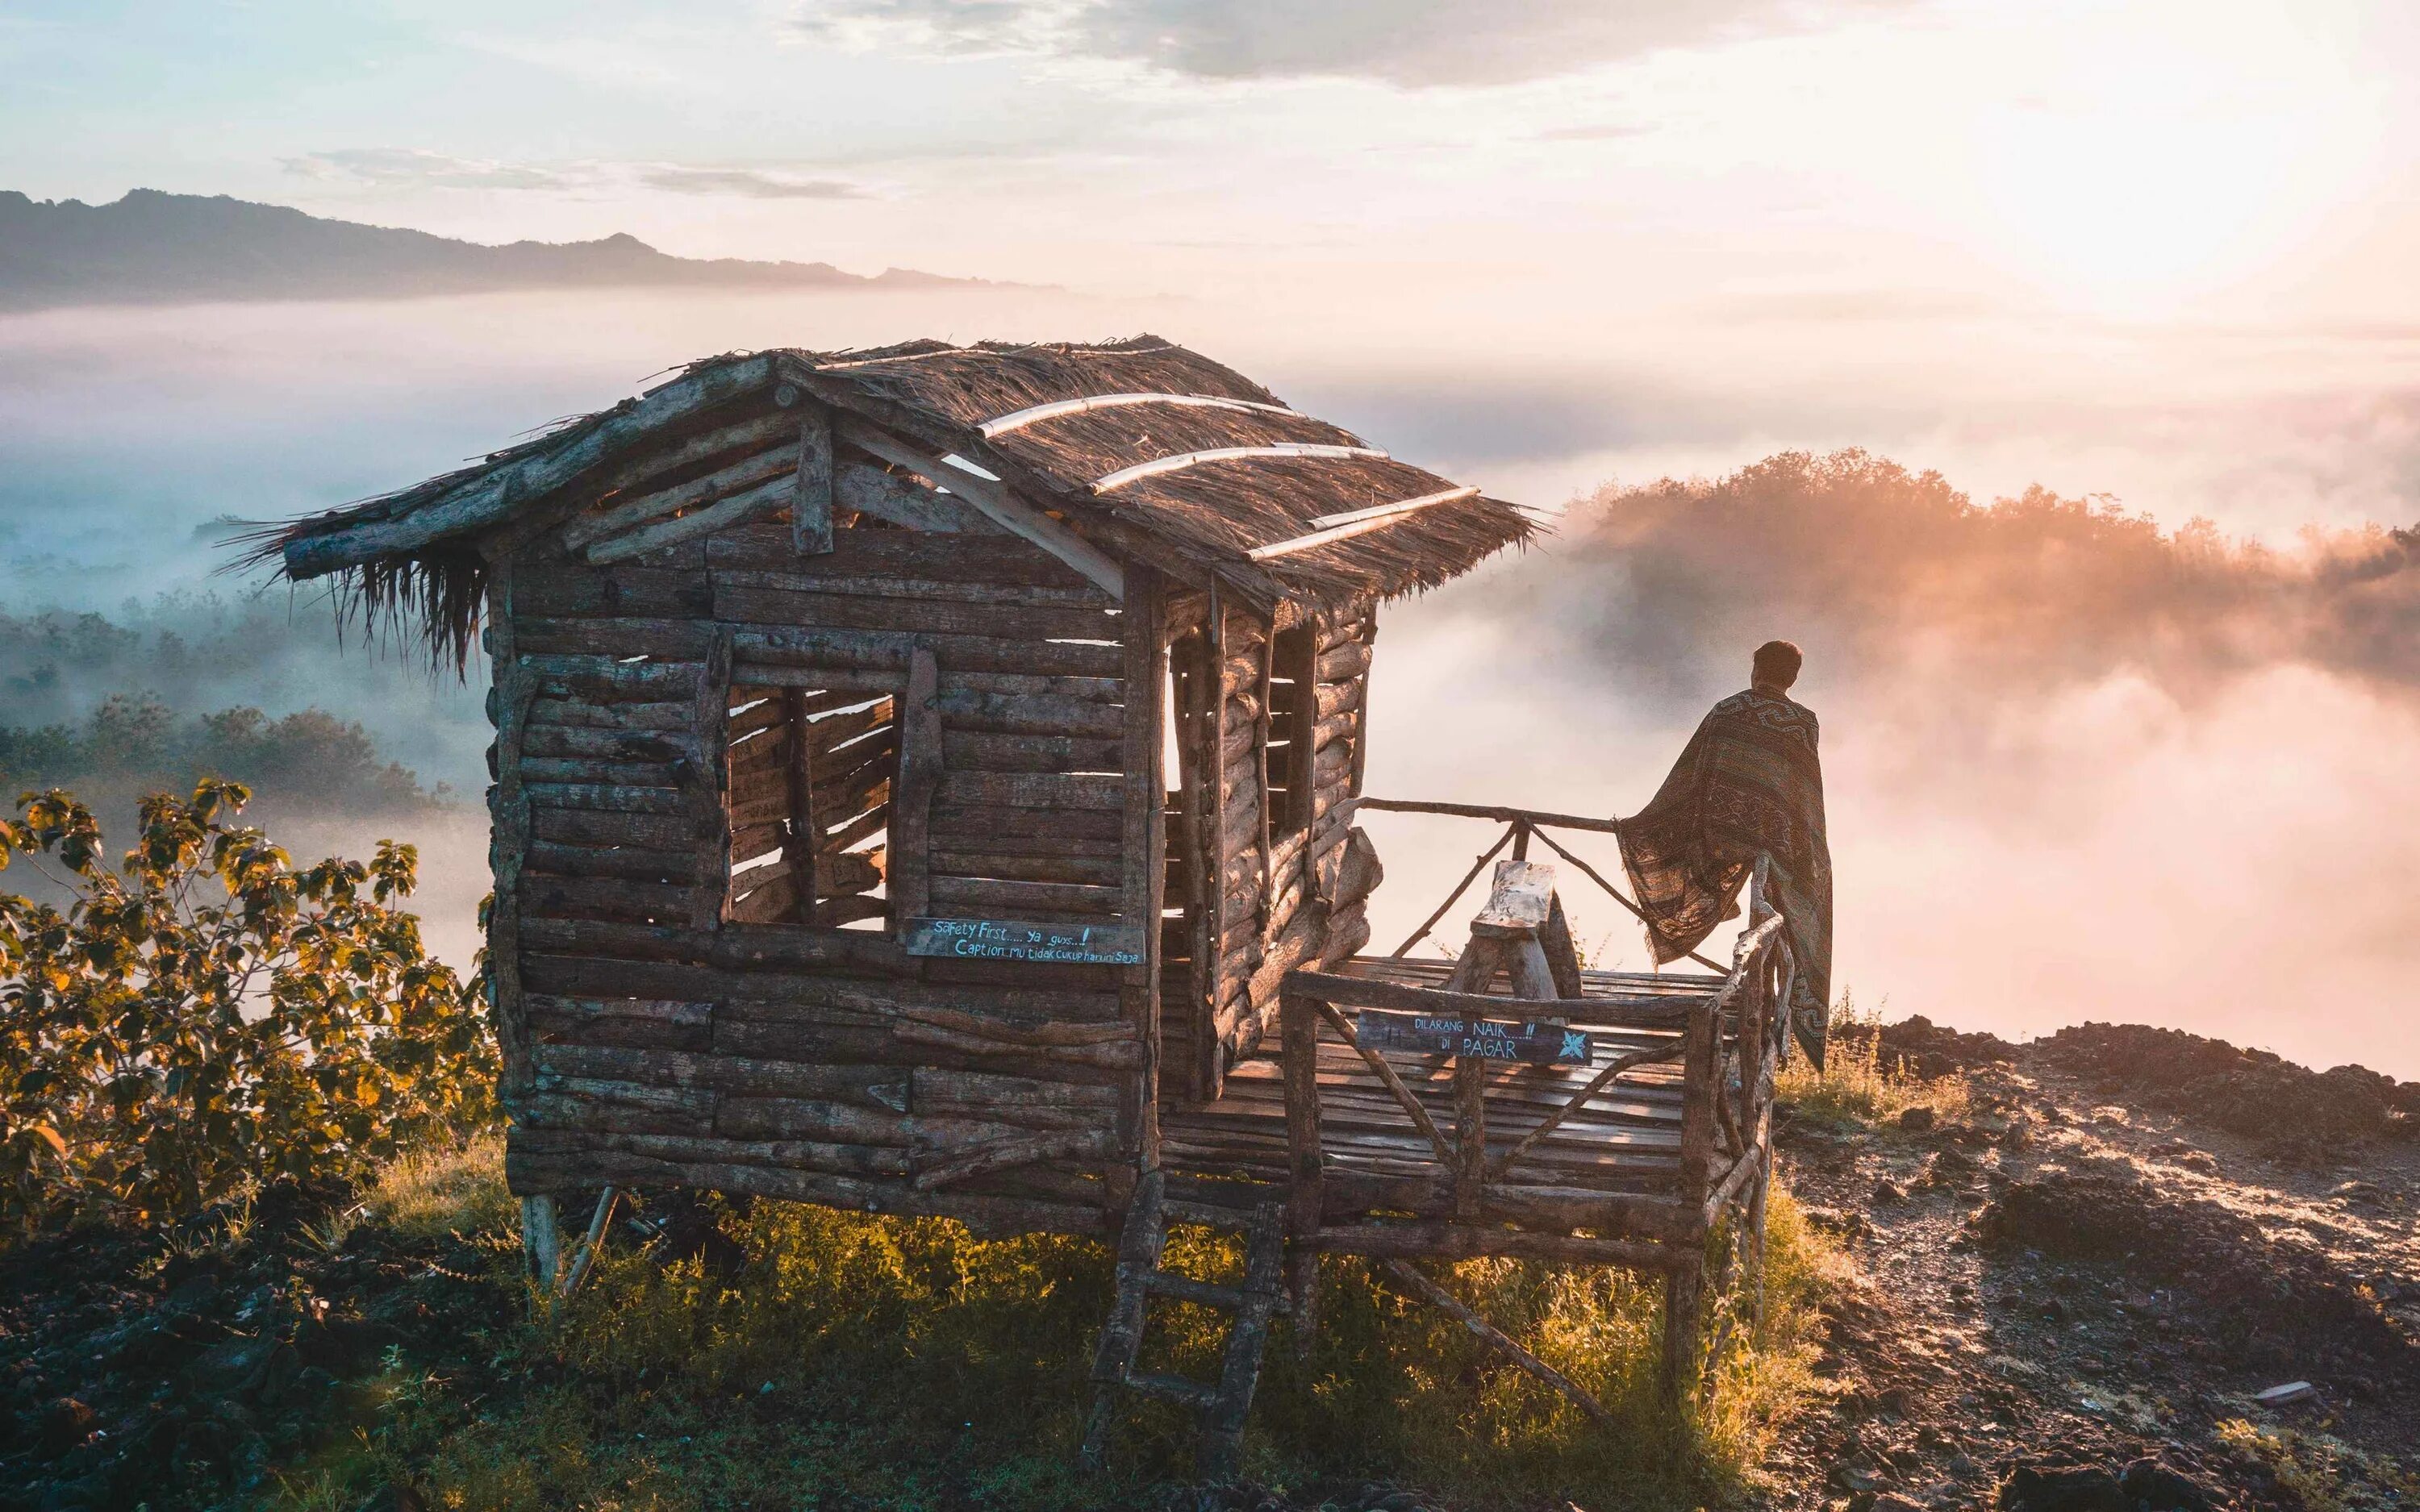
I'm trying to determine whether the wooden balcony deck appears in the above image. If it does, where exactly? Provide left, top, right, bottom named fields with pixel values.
left=1160, top=955, right=1725, bottom=1202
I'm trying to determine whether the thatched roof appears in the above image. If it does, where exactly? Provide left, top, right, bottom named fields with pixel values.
left=244, top=338, right=1535, bottom=660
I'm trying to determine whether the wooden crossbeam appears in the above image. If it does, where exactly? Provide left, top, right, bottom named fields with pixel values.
left=833, top=417, right=1125, bottom=599
left=1485, top=1041, right=1687, bottom=1181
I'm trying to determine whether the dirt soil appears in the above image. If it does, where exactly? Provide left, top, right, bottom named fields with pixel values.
left=1759, top=1018, right=2420, bottom=1512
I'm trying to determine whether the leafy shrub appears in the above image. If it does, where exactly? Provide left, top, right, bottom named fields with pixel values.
left=0, top=780, right=496, bottom=1232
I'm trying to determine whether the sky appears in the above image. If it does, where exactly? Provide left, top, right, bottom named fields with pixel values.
left=6, top=0, right=2420, bottom=1074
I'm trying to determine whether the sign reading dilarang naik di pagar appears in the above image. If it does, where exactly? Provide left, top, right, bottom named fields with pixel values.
left=902, top=915, right=1147, bottom=965
left=1354, top=1009, right=1593, bottom=1066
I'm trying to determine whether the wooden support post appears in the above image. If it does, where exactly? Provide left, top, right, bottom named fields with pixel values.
left=692, top=628, right=733, bottom=930
left=482, top=564, right=535, bottom=1102
left=559, top=1186, right=620, bottom=1297
left=520, top=1194, right=562, bottom=1302
left=1120, top=568, right=1167, bottom=1177
left=1202, top=588, right=1231, bottom=1102
left=1660, top=1257, right=1704, bottom=1410
left=781, top=686, right=818, bottom=918
left=1663, top=992, right=1721, bottom=1405
left=792, top=401, right=835, bottom=554
left=1281, top=985, right=1325, bottom=1260
left=1453, top=1013, right=1487, bottom=1223
left=890, top=645, right=939, bottom=922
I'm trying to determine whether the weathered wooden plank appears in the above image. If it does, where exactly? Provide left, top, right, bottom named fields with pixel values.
left=793, top=401, right=834, bottom=554
left=933, top=688, right=1125, bottom=739
left=528, top=806, right=699, bottom=851
left=519, top=755, right=686, bottom=788
left=716, top=569, right=1112, bottom=610
left=518, top=653, right=703, bottom=700
left=928, top=802, right=1124, bottom=843
left=286, top=353, right=778, bottom=577
left=942, top=671, right=1122, bottom=703
left=522, top=873, right=702, bottom=925
left=928, top=849, right=1121, bottom=886
left=525, top=781, right=689, bottom=815
left=889, top=645, right=940, bottom=923
left=707, top=518, right=1091, bottom=586
left=1316, top=641, right=1373, bottom=682
left=937, top=771, right=1124, bottom=811
left=941, top=730, right=1124, bottom=773
left=588, top=473, right=796, bottom=564
left=524, top=994, right=711, bottom=1051
left=519, top=1080, right=715, bottom=1135
left=528, top=697, right=691, bottom=732
left=903, top=914, right=1145, bottom=964
left=516, top=564, right=713, bottom=620
left=715, top=582, right=1120, bottom=642
left=833, top=415, right=1124, bottom=598
left=563, top=439, right=800, bottom=551
left=733, top=624, right=1124, bottom=681
left=522, top=725, right=693, bottom=762
left=525, top=840, right=700, bottom=885
left=833, top=457, right=995, bottom=532
left=928, top=875, right=1124, bottom=917
left=534, top=1041, right=906, bottom=1104
left=515, top=616, right=716, bottom=660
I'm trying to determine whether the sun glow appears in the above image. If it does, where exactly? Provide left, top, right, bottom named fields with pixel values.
left=1963, top=4, right=2381, bottom=313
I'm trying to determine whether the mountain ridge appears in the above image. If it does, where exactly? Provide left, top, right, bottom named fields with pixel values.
left=0, top=189, right=1009, bottom=309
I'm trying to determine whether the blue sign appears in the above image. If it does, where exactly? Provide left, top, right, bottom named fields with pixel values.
left=1354, top=1009, right=1592, bottom=1066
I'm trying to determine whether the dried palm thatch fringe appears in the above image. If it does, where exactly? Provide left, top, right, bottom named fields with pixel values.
left=233, top=336, right=1538, bottom=660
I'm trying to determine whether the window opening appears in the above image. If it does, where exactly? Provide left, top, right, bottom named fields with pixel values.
left=727, top=677, right=899, bottom=928
left=1266, top=623, right=1318, bottom=836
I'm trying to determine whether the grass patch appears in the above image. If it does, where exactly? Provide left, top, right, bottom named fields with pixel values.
left=260, top=1143, right=1843, bottom=1511
left=1777, top=993, right=1971, bottom=1129
left=2215, top=1418, right=2420, bottom=1512
left=358, top=1131, right=516, bottom=1243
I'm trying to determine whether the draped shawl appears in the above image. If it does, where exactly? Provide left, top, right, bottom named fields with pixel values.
left=1617, top=689, right=1834, bottom=1066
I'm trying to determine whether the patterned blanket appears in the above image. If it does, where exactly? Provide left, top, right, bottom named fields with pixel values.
left=1616, top=688, right=1834, bottom=1066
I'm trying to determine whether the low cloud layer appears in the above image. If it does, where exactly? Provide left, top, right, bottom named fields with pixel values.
left=796, top=0, right=1915, bottom=86
left=284, top=150, right=872, bottom=202
left=1366, top=449, right=2420, bottom=1076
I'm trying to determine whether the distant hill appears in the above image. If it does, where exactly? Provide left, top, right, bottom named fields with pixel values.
left=0, top=189, right=1006, bottom=309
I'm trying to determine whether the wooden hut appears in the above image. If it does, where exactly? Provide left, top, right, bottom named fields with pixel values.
left=256, top=339, right=1793, bottom=1472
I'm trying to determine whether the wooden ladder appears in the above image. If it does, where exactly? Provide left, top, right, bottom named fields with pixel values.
left=1080, top=1169, right=1288, bottom=1479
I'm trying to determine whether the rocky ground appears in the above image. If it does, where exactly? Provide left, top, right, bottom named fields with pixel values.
left=1761, top=1020, right=2420, bottom=1512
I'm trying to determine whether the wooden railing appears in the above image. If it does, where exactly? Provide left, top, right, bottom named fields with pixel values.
left=1279, top=797, right=1796, bottom=1260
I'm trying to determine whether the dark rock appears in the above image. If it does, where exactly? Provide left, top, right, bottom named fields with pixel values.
left=2119, top=1456, right=2218, bottom=1511
left=1901, top=1106, right=1938, bottom=1132
left=35, top=1395, right=98, bottom=1451
left=1873, top=1178, right=1908, bottom=1204
left=1996, top=1462, right=2126, bottom=1512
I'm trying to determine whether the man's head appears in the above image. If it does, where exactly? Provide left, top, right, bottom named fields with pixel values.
left=1751, top=639, right=1802, bottom=693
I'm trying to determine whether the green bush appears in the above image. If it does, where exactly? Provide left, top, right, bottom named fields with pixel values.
left=0, top=780, right=496, bottom=1232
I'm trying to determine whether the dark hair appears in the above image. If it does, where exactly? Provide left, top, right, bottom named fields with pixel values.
left=1752, top=639, right=1802, bottom=689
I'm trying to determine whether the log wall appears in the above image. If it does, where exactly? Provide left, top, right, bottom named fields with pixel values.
left=491, top=409, right=1144, bottom=1230
left=1171, top=598, right=1384, bottom=1102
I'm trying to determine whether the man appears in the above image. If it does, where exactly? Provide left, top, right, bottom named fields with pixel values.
left=1616, top=640, right=1834, bottom=1065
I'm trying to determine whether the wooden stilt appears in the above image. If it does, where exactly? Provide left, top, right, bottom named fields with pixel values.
left=521, top=1194, right=563, bottom=1303
left=1660, top=1257, right=1704, bottom=1408
left=559, top=1186, right=620, bottom=1297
